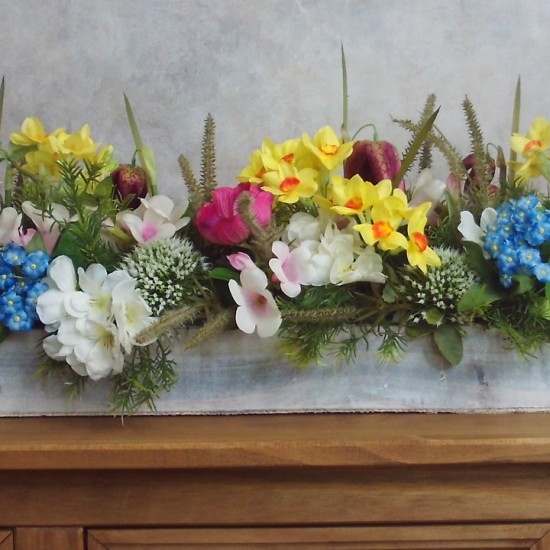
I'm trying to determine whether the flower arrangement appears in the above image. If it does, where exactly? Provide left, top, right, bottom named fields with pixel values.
left=0, top=67, right=549, bottom=415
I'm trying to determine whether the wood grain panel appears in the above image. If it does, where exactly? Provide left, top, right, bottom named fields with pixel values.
left=2, top=414, right=550, bottom=470
left=0, top=532, right=12, bottom=550
left=14, top=528, right=84, bottom=550
left=88, top=524, right=550, bottom=549
left=3, top=464, right=550, bottom=527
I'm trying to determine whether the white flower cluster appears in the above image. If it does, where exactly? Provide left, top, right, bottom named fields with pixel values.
left=402, top=247, right=479, bottom=323
left=120, top=237, right=209, bottom=315
left=282, top=212, right=386, bottom=286
left=36, top=256, right=155, bottom=380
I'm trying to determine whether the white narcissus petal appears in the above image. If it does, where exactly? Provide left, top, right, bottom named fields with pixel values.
left=36, top=289, right=67, bottom=326
left=63, top=291, right=91, bottom=318
left=458, top=211, right=484, bottom=245
left=78, top=264, right=108, bottom=294
left=48, top=256, right=77, bottom=293
left=0, top=207, right=22, bottom=245
left=480, top=207, right=498, bottom=232
left=410, top=168, right=446, bottom=207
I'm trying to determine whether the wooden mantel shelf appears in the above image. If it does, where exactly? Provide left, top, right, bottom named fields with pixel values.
left=0, top=412, right=549, bottom=470
left=4, top=413, right=550, bottom=549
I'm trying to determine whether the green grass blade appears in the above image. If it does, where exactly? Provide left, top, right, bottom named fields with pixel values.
left=123, top=93, right=157, bottom=195
left=340, top=44, right=349, bottom=142
left=508, top=76, right=521, bottom=185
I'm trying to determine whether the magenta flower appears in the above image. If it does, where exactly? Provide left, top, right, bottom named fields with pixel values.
left=195, top=183, right=273, bottom=245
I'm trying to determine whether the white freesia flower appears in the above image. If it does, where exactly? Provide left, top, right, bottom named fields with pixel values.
left=37, top=256, right=90, bottom=326
left=284, top=211, right=326, bottom=244
left=116, top=195, right=190, bottom=244
left=111, top=277, right=155, bottom=353
left=228, top=265, right=281, bottom=337
left=409, top=168, right=446, bottom=208
left=0, top=207, right=34, bottom=246
left=458, top=208, right=498, bottom=245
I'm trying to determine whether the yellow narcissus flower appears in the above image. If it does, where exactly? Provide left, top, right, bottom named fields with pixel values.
left=57, top=124, right=100, bottom=160
left=354, top=194, right=408, bottom=251
left=262, top=163, right=318, bottom=204
left=328, top=175, right=391, bottom=216
left=238, top=148, right=266, bottom=184
left=302, top=126, right=354, bottom=171
left=510, top=117, right=550, bottom=182
left=406, top=205, right=440, bottom=273
left=10, top=116, right=66, bottom=147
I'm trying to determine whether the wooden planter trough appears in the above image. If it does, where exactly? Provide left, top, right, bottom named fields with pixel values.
left=1, top=327, right=549, bottom=416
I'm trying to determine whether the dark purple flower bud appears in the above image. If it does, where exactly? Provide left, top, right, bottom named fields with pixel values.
left=344, top=140, right=402, bottom=185
left=462, top=153, right=496, bottom=189
left=111, top=164, right=148, bottom=208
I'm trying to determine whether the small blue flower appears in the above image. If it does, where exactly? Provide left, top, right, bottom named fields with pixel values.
left=518, top=247, right=542, bottom=271
left=534, top=262, right=550, bottom=284
left=1, top=243, right=26, bottom=267
left=0, top=290, right=23, bottom=317
left=4, top=309, right=33, bottom=331
left=0, top=265, right=15, bottom=292
left=22, top=250, right=50, bottom=278
left=13, top=277, right=31, bottom=295
left=24, top=281, right=49, bottom=319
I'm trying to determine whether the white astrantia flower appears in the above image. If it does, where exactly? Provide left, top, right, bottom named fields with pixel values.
left=228, top=265, right=281, bottom=338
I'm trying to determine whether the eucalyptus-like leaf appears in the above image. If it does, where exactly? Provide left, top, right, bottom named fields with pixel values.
left=462, top=240, right=499, bottom=284
left=209, top=267, right=239, bottom=282
left=457, top=283, right=505, bottom=313
left=433, top=323, right=463, bottom=366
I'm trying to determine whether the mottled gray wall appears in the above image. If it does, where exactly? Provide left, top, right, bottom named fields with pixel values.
left=0, top=0, right=547, bottom=198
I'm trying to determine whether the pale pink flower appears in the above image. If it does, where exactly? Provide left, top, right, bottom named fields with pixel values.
left=269, top=241, right=313, bottom=297
left=228, top=266, right=281, bottom=337
left=0, top=207, right=36, bottom=247
left=116, top=195, right=189, bottom=244
left=227, top=252, right=256, bottom=271
left=22, top=201, right=74, bottom=253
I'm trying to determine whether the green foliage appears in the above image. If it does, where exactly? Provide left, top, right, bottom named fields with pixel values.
left=433, top=323, right=463, bottom=366
left=111, top=339, right=178, bottom=415
left=179, top=114, right=217, bottom=214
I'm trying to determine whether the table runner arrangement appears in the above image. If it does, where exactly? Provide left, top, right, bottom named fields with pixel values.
left=0, top=66, right=549, bottom=415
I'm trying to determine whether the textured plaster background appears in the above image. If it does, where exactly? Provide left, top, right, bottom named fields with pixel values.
left=0, top=0, right=548, bottom=199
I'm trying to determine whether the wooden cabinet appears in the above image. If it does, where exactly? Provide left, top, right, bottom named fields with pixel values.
left=2, top=413, right=550, bottom=549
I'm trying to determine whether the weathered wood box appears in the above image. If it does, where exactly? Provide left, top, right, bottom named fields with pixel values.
left=1, top=328, right=549, bottom=416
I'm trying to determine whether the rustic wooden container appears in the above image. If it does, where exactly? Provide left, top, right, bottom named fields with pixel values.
left=1, top=327, right=549, bottom=416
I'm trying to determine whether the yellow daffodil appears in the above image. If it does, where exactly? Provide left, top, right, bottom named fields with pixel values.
left=262, top=163, right=318, bottom=204
left=57, top=124, right=100, bottom=160
left=354, top=195, right=408, bottom=251
left=10, top=116, right=65, bottom=147
left=302, top=126, right=354, bottom=171
left=510, top=117, right=550, bottom=182
left=238, top=148, right=267, bottom=184
left=406, top=206, right=441, bottom=273
left=328, top=175, right=391, bottom=216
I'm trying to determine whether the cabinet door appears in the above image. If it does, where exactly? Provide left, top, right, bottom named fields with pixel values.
left=88, top=524, right=550, bottom=549
left=0, top=532, right=12, bottom=550
left=15, top=528, right=83, bottom=550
